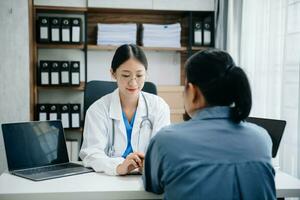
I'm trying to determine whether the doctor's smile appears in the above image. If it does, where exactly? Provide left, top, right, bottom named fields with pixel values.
left=126, top=88, right=138, bottom=93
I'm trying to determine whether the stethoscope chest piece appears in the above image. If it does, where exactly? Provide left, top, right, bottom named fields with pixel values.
left=108, top=92, right=153, bottom=157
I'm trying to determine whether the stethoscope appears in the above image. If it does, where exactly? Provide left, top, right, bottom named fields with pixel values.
left=107, top=92, right=153, bottom=157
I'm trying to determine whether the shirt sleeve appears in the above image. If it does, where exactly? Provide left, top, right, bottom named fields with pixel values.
left=142, top=134, right=164, bottom=194
left=79, top=102, right=124, bottom=176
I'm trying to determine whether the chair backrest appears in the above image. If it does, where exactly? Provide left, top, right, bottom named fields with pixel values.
left=83, top=80, right=157, bottom=117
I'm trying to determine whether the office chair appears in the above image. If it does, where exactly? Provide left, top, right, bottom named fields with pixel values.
left=79, top=80, right=157, bottom=159
left=83, top=80, right=157, bottom=117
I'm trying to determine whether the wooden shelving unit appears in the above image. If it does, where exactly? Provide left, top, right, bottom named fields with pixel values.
left=31, top=6, right=87, bottom=128
left=35, top=6, right=87, bottom=13
left=30, top=5, right=215, bottom=123
left=37, top=81, right=85, bottom=91
left=37, top=44, right=85, bottom=49
left=88, top=44, right=187, bottom=52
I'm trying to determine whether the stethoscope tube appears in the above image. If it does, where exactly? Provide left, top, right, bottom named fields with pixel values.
left=108, top=92, right=153, bottom=157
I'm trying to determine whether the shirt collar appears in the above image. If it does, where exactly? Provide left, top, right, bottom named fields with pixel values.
left=192, top=106, right=231, bottom=120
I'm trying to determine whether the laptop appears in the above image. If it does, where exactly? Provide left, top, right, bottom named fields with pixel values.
left=246, top=117, right=286, bottom=158
left=1, top=120, right=93, bottom=181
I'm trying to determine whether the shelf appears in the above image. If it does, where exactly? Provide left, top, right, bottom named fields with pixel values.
left=37, top=43, right=85, bottom=49
left=35, top=6, right=87, bottom=13
left=191, top=46, right=210, bottom=51
left=88, top=45, right=187, bottom=52
left=88, top=45, right=211, bottom=52
left=37, top=82, right=85, bottom=91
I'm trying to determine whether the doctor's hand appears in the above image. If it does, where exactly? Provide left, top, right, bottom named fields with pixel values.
left=116, top=152, right=145, bottom=175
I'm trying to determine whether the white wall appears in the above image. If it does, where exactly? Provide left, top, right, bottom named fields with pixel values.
left=87, top=50, right=181, bottom=85
left=0, top=0, right=30, bottom=174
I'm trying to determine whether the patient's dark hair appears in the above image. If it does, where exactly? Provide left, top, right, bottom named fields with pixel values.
left=111, top=44, right=148, bottom=72
left=185, top=49, right=252, bottom=123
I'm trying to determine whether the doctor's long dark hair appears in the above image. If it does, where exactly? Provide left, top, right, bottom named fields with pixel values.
left=185, top=49, right=252, bottom=123
left=111, top=44, right=148, bottom=72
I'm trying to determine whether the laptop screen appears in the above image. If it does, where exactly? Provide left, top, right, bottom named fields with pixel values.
left=2, top=121, right=69, bottom=171
left=246, top=117, right=286, bottom=158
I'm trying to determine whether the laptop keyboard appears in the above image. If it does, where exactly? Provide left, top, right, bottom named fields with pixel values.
left=17, top=163, right=83, bottom=175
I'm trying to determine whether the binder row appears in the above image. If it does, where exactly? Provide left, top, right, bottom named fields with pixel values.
left=37, top=104, right=81, bottom=129
left=37, top=17, right=82, bottom=43
left=38, top=60, right=80, bottom=86
left=193, top=15, right=214, bottom=46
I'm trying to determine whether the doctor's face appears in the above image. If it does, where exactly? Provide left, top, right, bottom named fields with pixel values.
left=113, top=58, right=146, bottom=98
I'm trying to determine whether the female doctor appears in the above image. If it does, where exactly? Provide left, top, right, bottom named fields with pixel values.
left=79, top=44, right=170, bottom=175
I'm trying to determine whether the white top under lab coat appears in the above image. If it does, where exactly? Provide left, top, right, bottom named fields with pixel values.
left=79, top=89, right=170, bottom=175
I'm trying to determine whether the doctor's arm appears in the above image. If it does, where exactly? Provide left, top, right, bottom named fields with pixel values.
left=153, top=99, right=171, bottom=134
left=79, top=105, right=124, bottom=175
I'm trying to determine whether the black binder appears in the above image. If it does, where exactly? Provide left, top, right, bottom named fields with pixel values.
left=39, top=60, right=50, bottom=86
left=193, top=18, right=203, bottom=46
left=49, top=104, right=59, bottom=120
left=37, top=104, right=49, bottom=121
left=71, top=18, right=81, bottom=43
left=50, top=61, right=60, bottom=85
left=61, top=18, right=71, bottom=43
left=70, top=104, right=81, bottom=128
left=60, top=61, right=70, bottom=85
left=60, top=104, right=70, bottom=128
left=70, top=61, right=80, bottom=86
left=50, top=18, right=61, bottom=43
left=203, top=16, right=212, bottom=46
left=37, top=17, right=50, bottom=43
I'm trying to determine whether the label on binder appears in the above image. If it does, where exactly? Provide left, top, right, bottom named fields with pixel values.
left=61, top=113, right=70, bottom=128
left=204, top=30, right=211, bottom=45
left=40, top=27, right=48, bottom=39
left=51, top=28, right=60, bottom=42
left=51, top=72, right=59, bottom=85
left=49, top=113, right=58, bottom=120
left=195, top=31, right=202, bottom=45
left=72, top=27, right=80, bottom=42
left=61, top=71, right=69, bottom=84
left=41, top=72, right=49, bottom=85
left=62, top=29, right=70, bottom=42
left=71, top=113, right=80, bottom=128
left=203, top=22, right=211, bottom=45
left=71, top=73, right=80, bottom=85
left=39, top=113, right=47, bottom=121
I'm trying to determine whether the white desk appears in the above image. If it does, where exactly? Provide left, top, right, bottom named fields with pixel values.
left=276, top=171, right=300, bottom=198
left=0, top=172, right=161, bottom=200
left=0, top=171, right=299, bottom=200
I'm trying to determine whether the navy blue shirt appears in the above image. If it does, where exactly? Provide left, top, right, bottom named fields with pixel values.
left=143, top=106, right=276, bottom=200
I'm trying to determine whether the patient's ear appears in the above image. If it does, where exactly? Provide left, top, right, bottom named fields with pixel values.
left=191, top=84, right=207, bottom=109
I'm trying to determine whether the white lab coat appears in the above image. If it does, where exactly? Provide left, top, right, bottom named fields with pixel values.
left=79, top=89, right=170, bottom=175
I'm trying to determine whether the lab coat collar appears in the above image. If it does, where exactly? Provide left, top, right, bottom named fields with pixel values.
left=192, top=106, right=231, bottom=120
left=109, top=89, right=122, bottom=120
left=134, top=92, right=147, bottom=122
left=109, top=89, right=147, bottom=121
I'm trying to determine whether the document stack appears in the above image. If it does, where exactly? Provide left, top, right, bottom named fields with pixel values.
left=97, top=23, right=137, bottom=46
left=142, top=23, right=181, bottom=48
